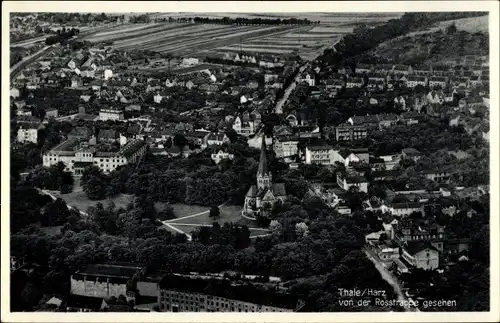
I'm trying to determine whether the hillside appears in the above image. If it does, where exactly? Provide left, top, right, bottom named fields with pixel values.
left=370, top=26, right=488, bottom=65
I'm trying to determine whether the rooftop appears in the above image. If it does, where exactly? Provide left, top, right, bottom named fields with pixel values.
left=159, top=274, right=300, bottom=310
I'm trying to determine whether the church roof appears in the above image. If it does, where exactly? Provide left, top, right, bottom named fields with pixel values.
left=246, top=185, right=258, bottom=197
left=257, top=136, right=269, bottom=175
left=272, top=183, right=286, bottom=197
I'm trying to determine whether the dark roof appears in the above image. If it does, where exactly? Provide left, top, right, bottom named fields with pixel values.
left=257, top=136, right=269, bottom=175
left=246, top=185, right=258, bottom=198
left=98, top=129, right=117, bottom=140
left=158, top=274, right=300, bottom=310
left=66, top=295, right=105, bottom=310
left=74, top=263, right=143, bottom=279
left=272, top=183, right=286, bottom=196
left=405, top=241, right=438, bottom=255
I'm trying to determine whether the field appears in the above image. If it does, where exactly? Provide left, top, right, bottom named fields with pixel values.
left=48, top=190, right=134, bottom=213
left=79, top=13, right=398, bottom=62
left=161, top=204, right=269, bottom=239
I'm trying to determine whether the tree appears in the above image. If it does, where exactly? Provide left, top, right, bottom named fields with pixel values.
left=446, top=23, right=457, bottom=35
left=295, top=222, right=309, bottom=238
left=269, top=220, right=283, bottom=237
left=209, top=205, right=220, bottom=218
left=173, top=134, right=187, bottom=149
left=81, top=166, right=109, bottom=200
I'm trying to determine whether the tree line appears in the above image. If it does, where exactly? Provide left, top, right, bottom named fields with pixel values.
left=192, top=16, right=319, bottom=26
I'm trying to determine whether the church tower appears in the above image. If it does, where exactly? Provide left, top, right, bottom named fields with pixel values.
left=256, top=135, right=272, bottom=189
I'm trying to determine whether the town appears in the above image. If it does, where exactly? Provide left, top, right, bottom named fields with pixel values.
left=9, top=11, right=490, bottom=314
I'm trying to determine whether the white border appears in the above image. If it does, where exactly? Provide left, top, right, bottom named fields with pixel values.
left=2, top=1, right=499, bottom=322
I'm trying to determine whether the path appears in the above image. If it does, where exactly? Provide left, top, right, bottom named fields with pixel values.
left=165, top=201, right=228, bottom=223
left=162, top=201, right=270, bottom=241
left=38, top=189, right=88, bottom=217
left=363, top=246, right=420, bottom=312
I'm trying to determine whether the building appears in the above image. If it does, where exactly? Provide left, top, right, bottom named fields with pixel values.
left=99, top=107, right=125, bottom=121
left=43, top=138, right=147, bottom=174
left=345, top=77, right=364, bottom=88
left=300, top=73, right=315, bottom=87
left=207, top=132, right=229, bottom=146
left=335, top=123, right=368, bottom=141
left=428, top=77, right=448, bottom=89
left=182, top=57, right=199, bottom=66
left=45, top=108, right=59, bottom=119
left=273, top=136, right=299, bottom=160
left=382, top=202, right=422, bottom=217
left=401, top=242, right=439, bottom=271
left=232, top=115, right=255, bottom=136
left=304, top=145, right=337, bottom=165
left=66, top=295, right=108, bottom=312
left=244, top=136, right=286, bottom=217
left=336, top=172, right=368, bottom=193
left=405, top=76, right=427, bottom=88
left=17, top=122, right=44, bottom=144
left=211, top=150, right=234, bottom=164
left=70, top=263, right=145, bottom=300
left=158, top=274, right=302, bottom=312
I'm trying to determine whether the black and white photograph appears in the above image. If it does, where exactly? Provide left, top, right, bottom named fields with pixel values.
left=2, top=1, right=499, bottom=322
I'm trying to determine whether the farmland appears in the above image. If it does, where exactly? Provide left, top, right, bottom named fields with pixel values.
left=78, top=13, right=401, bottom=63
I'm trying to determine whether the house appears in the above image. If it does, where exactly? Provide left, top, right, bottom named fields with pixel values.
left=336, top=172, right=368, bottom=193
left=211, top=150, right=234, bottom=164
left=387, top=202, right=422, bottom=217
left=207, top=132, right=229, bottom=146
left=392, top=64, right=411, bottom=75
left=154, top=92, right=168, bottom=104
left=345, top=77, right=364, bottom=88
left=45, top=108, right=59, bottom=119
left=355, top=64, right=373, bottom=74
left=97, top=129, right=119, bottom=143
left=394, top=96, right=407, bottom=111
left=426, top=90, right=445, bottom=105
left=99, top=107, right=124, bottom=121
left=335, top=123, right=368, bottom=141
left=186, top=131, right=210, bottom=147
left=405, top=76, right=427, bottom=88
left=68, top=126, right=94, bottom=140
left=232, top=115, right=254, bottom=136
left=182, top=57, right=199, bottom=66
left=304, top=145, right=337, bottom=165
left=104, top=69, right=113, bottom=80
left=423, top=170, right=451, bottom=183
left=66, top=295, right=108, bottom=312
left=401, top=242, right=439, bottom=271
left=428, top=77, right=447, bottom=89
left=67, top=59, right=77, bottom=70
left=412, top=65, right=432, bottom=76
left=401, top=148, right=422, bottom=161
left=17, top=122, right=44, bottom=144
left=10, top=87, right=21, bottom=99
left=300, top=73, right=315, bottom=87
left=71, top=77, right=83, bottom=89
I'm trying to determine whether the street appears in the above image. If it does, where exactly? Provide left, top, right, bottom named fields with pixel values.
left=363, top=246, right=420, bottom=312
left=274, top=63, right=309, bottom=114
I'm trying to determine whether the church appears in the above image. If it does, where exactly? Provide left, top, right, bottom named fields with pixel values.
left=243, top=136, right=286, bottom=217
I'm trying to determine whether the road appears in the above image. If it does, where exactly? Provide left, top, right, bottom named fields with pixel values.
left=274, top=62, right=309, bottom=114
left=363, top=246, right=420, bottom=312
left=10, top=45, right=55, bottom=81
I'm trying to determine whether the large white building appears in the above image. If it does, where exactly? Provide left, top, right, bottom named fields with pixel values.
left=99, top=107, right=125, bottom=121
left=17, top=122, right=44, bottom=144
left=43, top=138, right=146, bottom=174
